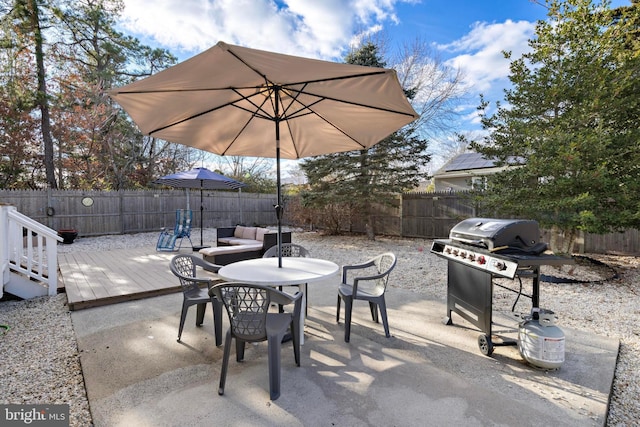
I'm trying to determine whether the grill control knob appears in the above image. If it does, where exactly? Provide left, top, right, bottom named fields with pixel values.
left=460, top=251, right=467, bottom=259
left=477, top=256, right=486, bottom=265
left=445, top=247, right=452, bottom=254
left=494, top=261, right=506, bottom=271
left=468, top=253, right=476, bottom=262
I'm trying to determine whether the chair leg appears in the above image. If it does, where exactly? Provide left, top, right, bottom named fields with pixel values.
left=195, top=302, right=206, bottom=326
left=344, top=296, right=353, bottom=343
left=267, top=332, right=283, bottom=400
left=178, top=301, right=189, bottom=342
left=212, top=299, right=223, bottom=346
left=236, top=339, right=245, bottom=362
left=378, top=297, right=390, bottom=338
left=278, top=286, right=284, bottom=313
left=336, top=295, right=342, bottom=323
left=291, top=319, right=301, bottom=367
left=299, top=283, right=308, bottom=318
left=369, top=302, right=379, bottom=323
left=218, top=331, right=232, bottom=395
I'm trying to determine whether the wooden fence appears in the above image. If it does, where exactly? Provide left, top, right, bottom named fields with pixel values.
left=0, top=189, right=278, bottom=236
left=1, top=189, right=637, bottom=254
left=401, top=192, right=476, bottom=238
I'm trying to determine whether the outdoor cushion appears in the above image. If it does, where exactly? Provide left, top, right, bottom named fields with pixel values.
left=200, top=243, right=264, bottom=257
left=256, top=228, right=270, bottom=242
left=242, top=226, right=258, bottom=240
left=217, top=237, right=237, bottom=245
left=225, top=238, right=261, bottom=246
left=234, top=226, right=246, bottom=238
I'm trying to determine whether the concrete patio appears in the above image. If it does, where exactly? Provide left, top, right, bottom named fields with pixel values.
left=63, top=247, right=619, bottom=426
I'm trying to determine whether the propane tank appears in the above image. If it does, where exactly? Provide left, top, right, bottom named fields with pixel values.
left=518, top=308, right=565, bottom=369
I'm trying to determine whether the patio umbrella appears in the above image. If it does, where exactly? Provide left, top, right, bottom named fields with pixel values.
left=110, top=41, right=418, bottom=266
left=153, top=167, right=246, bottom=249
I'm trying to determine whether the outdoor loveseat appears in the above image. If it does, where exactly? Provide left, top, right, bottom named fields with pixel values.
left=199, top=225, right=291, bottom=265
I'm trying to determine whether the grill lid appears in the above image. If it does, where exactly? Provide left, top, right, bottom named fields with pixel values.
left=449, top=218, right=546, bottom=254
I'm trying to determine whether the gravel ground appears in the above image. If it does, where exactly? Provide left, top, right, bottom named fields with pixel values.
left=1, top=229, right=638, bottom=426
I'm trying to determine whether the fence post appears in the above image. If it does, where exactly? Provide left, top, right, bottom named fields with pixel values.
left=1, top=204, right=12, bottom=299
left=119, top=190, right=125, bottom=234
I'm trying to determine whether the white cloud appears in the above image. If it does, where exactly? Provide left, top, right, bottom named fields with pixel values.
left=116, top=2, right=539, bottom=141
left=439, top=19, right=535, bottom=95
left=118, top=0, right=406, bottom=60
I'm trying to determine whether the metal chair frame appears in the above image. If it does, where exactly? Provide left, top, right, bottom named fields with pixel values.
left=157, top=209, right=193, bottom=252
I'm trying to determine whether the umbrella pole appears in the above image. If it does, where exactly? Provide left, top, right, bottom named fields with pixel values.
left=200, top=183, right=204, bottom=246
left=276, top=140, right=283, bottom=268
left=192, top=181, right=210, bottom=251
left=275, top=89, right=283, bottom=268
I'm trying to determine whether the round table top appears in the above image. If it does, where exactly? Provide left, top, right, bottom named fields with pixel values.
left=218, top=257, right=339, bottom=285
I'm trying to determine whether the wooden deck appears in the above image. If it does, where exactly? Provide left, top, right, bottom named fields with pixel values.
left=58, top=247, right=196, bottom=311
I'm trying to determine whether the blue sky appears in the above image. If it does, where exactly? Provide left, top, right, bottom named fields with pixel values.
left=117, top=0, right=631, bottom=173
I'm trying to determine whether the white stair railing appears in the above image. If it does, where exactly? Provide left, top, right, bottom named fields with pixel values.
left=1, top=204, right=63, bottom=298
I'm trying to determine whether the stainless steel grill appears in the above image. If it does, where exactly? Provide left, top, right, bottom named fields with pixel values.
left=431, top=218, right=573, bottom=356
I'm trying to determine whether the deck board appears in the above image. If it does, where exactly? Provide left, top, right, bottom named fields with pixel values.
left=59, top=247, right=196, bottom=310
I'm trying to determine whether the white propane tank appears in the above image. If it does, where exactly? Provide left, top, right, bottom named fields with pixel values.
left=518, top=308, right=565, bottom=369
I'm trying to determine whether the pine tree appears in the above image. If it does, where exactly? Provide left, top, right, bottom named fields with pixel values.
left=300, top=42, right=430, bottom=239
left=470, top=0, right=640, bottom=253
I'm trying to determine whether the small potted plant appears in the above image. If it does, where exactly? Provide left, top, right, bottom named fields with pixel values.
left=58, top=229, right=78, bottom=244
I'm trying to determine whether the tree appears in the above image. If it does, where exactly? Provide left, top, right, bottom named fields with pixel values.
left=213, top=156, right=277, bottom=194
left=470, top=0, right=640, bottom=253
left=0, top=11, right=40, bottom=189
left=300, top=41, right=462, bottom=239
left=0, top=0, right=180, bottom=190
left=53, top=0, right=178, bottom=189
left=3, top=0, right=58, bottom=188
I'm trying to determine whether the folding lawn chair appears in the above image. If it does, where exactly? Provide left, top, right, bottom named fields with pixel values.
left=156, top=209, right=193, bottom=251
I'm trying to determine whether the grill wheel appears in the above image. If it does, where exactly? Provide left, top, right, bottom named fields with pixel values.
left=478, top=334, right=494, bottom=356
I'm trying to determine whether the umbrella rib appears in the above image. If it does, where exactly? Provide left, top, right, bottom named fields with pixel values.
left=277, top=87, right=411, bottom=150
left=217, top=87, right=279, bottom=156
left=286, top=70, right=389, bottom=84
left=223, top=44, right=393, bottom=85
left=284, top=86, right=417, bottom=118
left=222, top=42, right=413, bottom=112
left=147, top=86, right=275, bottom=135
left=111, top=69, right=387, bottom=95
left=126, top=77, right=415, bottom=137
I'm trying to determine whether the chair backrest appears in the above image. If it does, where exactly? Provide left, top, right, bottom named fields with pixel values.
left=211, top=283, right=271, bottom=341
left=174, top=209, right=192, bottom=237
left=263, top=243, right=310, bottom=258
left=347, top=252, right=397, bottom=296
left=170, top=254, right=199, bottom=294
left=372, top=252, right=397, bottom=292
left=211, top=283, right=301, bottom=342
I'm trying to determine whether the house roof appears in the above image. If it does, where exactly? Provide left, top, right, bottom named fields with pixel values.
left=437, top=152, right=523, bottom=175
left=443, top=152, right=497, bottom=172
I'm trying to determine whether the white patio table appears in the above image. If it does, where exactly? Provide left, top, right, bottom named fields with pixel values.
left=217, top=257, right=340, bottom=344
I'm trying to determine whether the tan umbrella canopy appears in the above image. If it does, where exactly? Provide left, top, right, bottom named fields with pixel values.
left=110, top=41, right=418, bottom=266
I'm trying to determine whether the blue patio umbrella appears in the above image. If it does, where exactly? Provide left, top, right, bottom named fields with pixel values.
left=153, top=167, right=246, bottom=249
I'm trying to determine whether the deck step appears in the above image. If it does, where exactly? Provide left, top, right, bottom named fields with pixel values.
left=3, top=271, right=50, bottom=299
